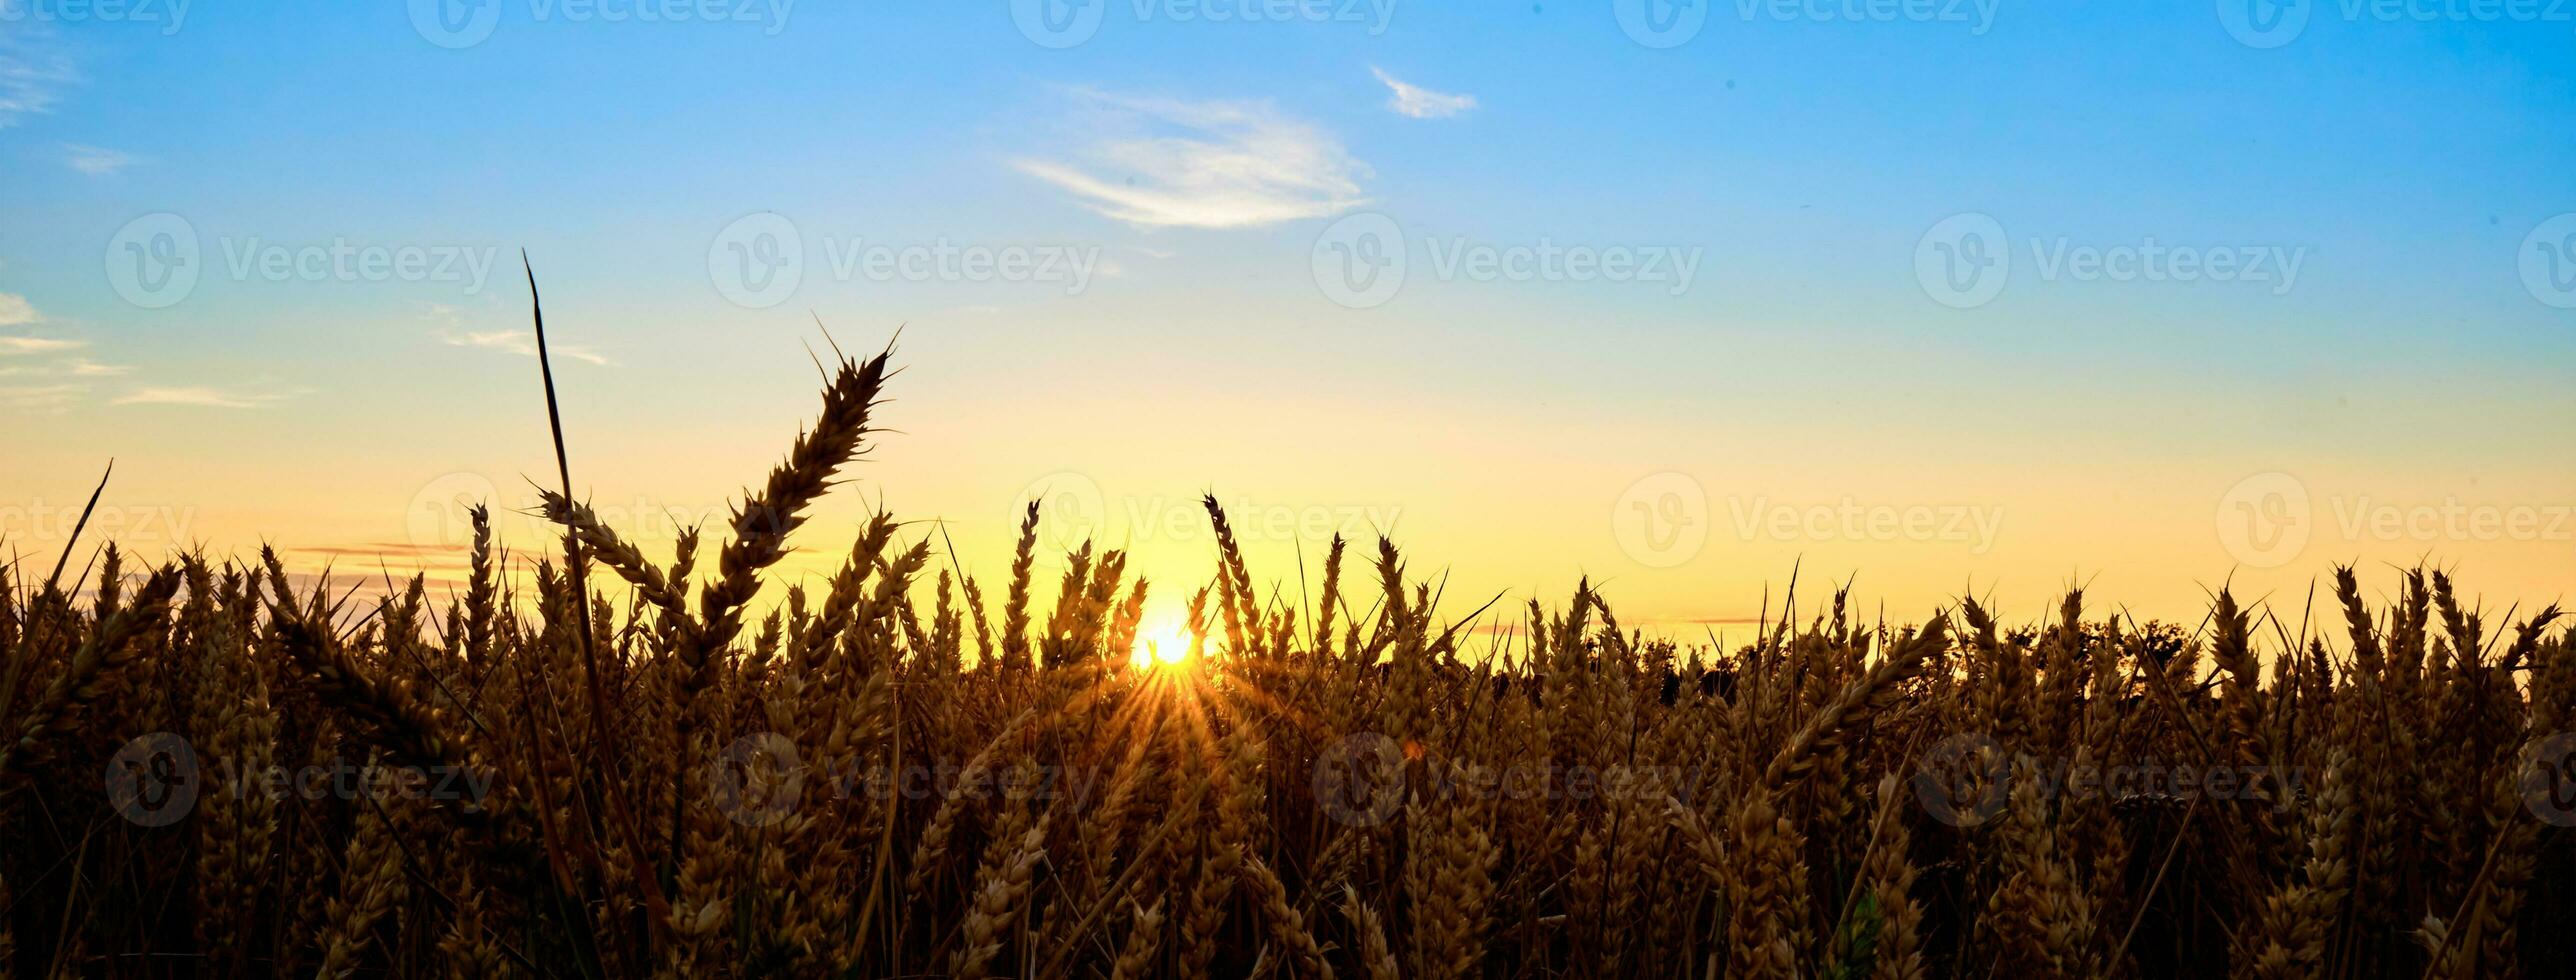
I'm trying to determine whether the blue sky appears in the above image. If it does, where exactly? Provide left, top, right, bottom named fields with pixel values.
left=3, top=1, right=2572, bottom=626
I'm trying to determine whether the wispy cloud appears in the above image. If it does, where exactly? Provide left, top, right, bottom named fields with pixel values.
left=0, top=292, right=38, bottom=327
left=0, top=11, right=78, bottom=129
left=1015, top=89, right=1370, bottom=229
left=0, top=293, right=145, bottom=406
left=64, top=143, right=137, bottom=176
left=113, top=386, right=288, bottom=409
left=0, top=291, right=90, bottom=409
left=1371, top=67, right=1476, bottom=119
left=437, top=327, right=611, bottom=366
left=0, top=336, right=81, bottom=355
left=297, top=542, right=471, bottom=559
left=1, top=357, right=124, bottom=379
left=1, top=383, right=84, bottom=414
left=424, top=303, right=609, bottom=365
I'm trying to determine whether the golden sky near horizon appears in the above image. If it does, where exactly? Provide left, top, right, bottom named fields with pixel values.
left=11, top=329, right=2571, bottom=651
left=6, top=5, right=2572, bottom=646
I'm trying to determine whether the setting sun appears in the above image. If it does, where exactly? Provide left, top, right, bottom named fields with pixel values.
left=1130, top=611, right=1198, bottom=669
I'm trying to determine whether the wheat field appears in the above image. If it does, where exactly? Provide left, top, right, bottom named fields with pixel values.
left=3, top=342, right=2571, bottom=979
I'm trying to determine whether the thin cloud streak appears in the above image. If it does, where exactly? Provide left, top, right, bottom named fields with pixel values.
left=437, top=327, right=611, bottom=366
left=64, top=143, right=137, bottom=175
left=1371, top=67, right=1476, bottom=119
left=3, top=357, right=129, bottom=379
left=0, top=383, right=82, bottom=413
left=0, top=336, right=81, bottom=355
left=113, top=387, right=288, bottom=409
left=0, top=9, right=77, bottom=128
left=1015, top=89, right=1370, bottom=228
left=0, top=292, right=40, bottom=326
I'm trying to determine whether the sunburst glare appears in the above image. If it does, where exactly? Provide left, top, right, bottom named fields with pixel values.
left=1130, top=608, right=1198, bottom=669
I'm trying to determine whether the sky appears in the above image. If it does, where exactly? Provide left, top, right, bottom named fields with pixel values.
left=3, top=0, right=2572, bottom=644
